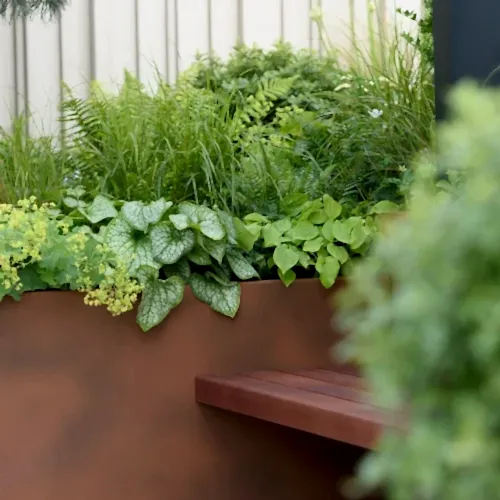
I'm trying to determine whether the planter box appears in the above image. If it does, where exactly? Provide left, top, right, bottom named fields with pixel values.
left=0, top=279, right=363, bottom=500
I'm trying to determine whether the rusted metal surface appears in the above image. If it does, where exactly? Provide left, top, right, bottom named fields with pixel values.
left=196, top=369, right=384, bottom=450
left=0, top=279, right=370, bottom=500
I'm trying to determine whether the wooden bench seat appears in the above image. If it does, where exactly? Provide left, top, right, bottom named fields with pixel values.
left=195, top=369, right=385, bottom=450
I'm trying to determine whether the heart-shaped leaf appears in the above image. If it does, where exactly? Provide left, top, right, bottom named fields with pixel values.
left=105, top=217, right=157, bottom=274
left=287, top=221, right=320, bottom=241
left=150, top=222, right=195, bottom=265
left=189, top=274, right=241, bottom=318
left=303, top=236, right=325, bottom=253
left=136, top=267, right=184, bottom=332
left=278, top=268, right=296, bottom=287
left=323, top=194, right=342, bottom=220
left=226, top=248, right=259, bottom=280
left=178, top=202, right=225, bottom=240
left=122, top=199, right=172, bottom=232
left=84, top=195, right=118, bottom=224
left=169, top=213, right=190, bottom=230
left=319, top=256, right=340, bottom=288
left=327, top=244, right=349, bottom=264
left=273, top=244, right=300, bottom=274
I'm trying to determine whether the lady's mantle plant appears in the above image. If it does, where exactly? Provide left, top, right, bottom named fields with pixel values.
left=0, top=197, right=141, bottom=314
left=339, top=83, right=500, bottom=500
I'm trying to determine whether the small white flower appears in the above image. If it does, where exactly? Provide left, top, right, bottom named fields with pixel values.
left=369, top=108, right=383, bottom=118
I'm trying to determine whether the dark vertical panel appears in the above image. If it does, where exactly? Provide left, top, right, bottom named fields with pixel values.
left=433, top=0, right=500, bottom=120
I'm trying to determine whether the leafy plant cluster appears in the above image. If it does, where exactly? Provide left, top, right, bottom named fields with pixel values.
left=1, top=42, right=432, bottom=217
left=338, top=83, right=500, bottom=500
left=0, top=196, right=141, bottom=315
left=0, top=184, right=395, bottom=331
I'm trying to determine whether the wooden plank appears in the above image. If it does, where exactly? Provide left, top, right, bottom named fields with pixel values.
left=195, top=374, right=383, bottom=449
left=292, top=369, right=364, bottom=388
left=247, top=371, right=371, bottom=405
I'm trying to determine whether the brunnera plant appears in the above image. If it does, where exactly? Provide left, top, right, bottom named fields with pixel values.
left=65, top=194, right=259, bottom=332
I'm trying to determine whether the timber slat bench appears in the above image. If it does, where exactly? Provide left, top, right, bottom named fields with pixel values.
left=195, top=369, right=385, bottom=450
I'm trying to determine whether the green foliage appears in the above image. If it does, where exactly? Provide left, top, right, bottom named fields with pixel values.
left=191, top=41, right=434, bottom=210
left=243, top=194, right=387, bottom=288
left=338, top=83, right=500, bottom=499
left=0, top=117, right=70, bottom=204
left=67, top=193, right=259, bottom=331
left=1, top=41, right=432, bottom=217
left=61, top=75, right=242, bottom=212
left=0, top=197, right=141, bottom=314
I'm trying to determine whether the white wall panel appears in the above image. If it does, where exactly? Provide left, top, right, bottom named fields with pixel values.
left=0, top=0, right=423, bottom=135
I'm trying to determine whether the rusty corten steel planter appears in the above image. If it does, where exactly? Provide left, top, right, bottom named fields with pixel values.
left=0, top=279, right=365, bottom=500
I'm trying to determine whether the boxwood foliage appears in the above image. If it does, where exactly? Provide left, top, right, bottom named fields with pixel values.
left=338, top=83, right=500, bottom=499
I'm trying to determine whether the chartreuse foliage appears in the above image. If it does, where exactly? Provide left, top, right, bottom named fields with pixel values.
left=0, top=197, right=141, bottom=314
left=243, top=195, right=393, bottom=288
left=338, top=83, right=500, bottom=499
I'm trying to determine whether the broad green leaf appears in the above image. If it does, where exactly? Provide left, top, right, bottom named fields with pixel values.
left=332, top=220, right=351, bottom=243
left=327, top=244, right=350, bottom=264
left=303, top=236, right=325, bottom=253
left=226, top=248, right=259, bottom=280
left=273, top=244, right=300, bottom=274
left=178, top=202, right=225, bottom=241
left=322, top=220, right=335, bottom=242
left=243, top=212, right=269, bottom=224
left=298, top=199, right=323, bottom=221
left=309, top=210, right=327, bottom=224
left=262, top=224, right=282, bottom=247
left=287, top=221, right=320, bottom=241
left=188, top=246, right=212, bottom=266
left=234, top=218, right=257, bottom=251
left=262, top=218, right=292, bottom=247
left=350, top=225, right=369, bottom=250
left=323, top=194, right=342, bottom=220
left=105, top=218, right=158, bottom=275
left=105, top=216, right=137, bottom=264
left=83, top=195, right=117, bottom=224
left=189, top=274, right=241, bottom=318
left=274, top=218, right=292, bottom=234
left=370, top=200, right=400, bottom=214
left=63, top=196, right=79, bottom=209
left=122, top=199, right=172, bottom=232
left=202, top=237, right=226, bottom=264
left=169, top=213, right=190, bottom=230
left=130, top=236, right=158, bottom=274
left=278, top=268, right=296, bottom=287
left=136, top=267, right=184, bottom=332
left=150, top=222, right=195, bottom=265
left=319, top=256, right=340, bottom=288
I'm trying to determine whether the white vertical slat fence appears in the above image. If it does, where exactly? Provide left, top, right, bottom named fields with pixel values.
left=0, top=0, right=423, bottom=136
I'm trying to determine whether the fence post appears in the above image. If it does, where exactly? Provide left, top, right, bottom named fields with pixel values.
left=433, top=0, right=500, bottom=120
